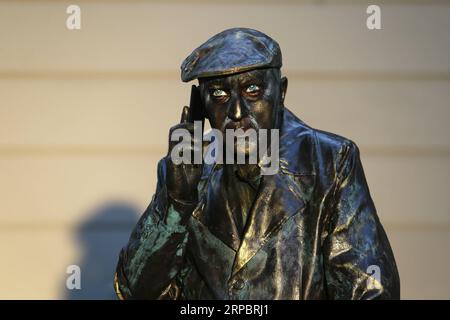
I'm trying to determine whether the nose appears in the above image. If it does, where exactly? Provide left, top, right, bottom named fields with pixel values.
left=228, top=95, right=248, bottom=122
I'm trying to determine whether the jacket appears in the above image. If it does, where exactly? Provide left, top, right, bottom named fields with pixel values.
left=114, top=108, right=400, bottom=299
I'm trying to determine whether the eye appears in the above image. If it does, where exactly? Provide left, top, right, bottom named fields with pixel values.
left=212, top=89, right=227, bottom=98
left=244, top=84, right=261, bottom=96
left=209, top=88, right=229, bottom=103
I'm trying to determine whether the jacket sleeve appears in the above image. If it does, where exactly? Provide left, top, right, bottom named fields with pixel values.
left=114, top=158, right=195, bottom=299
left=322, top=142, right=400, bottom=299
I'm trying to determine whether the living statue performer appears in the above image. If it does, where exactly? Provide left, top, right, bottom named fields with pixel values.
left=114, top=28, right=400, bottom=300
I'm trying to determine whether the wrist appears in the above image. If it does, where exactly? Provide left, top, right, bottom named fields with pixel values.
left=166, top=191, right=198, bottom=224
left=167, top=188, right=198, bottom=205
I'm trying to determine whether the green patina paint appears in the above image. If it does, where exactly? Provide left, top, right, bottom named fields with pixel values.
left=197, top=180, right=206, bottom=194
left=127, top=205, right=187, bottom=286
left=166, top=205, right=182, bottom=226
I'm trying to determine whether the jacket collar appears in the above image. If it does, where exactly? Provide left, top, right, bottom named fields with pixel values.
left=231, top=171, right=306, bottom=276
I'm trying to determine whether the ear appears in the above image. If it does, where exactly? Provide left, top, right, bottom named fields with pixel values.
left=280, top=76, right=288, bottom=104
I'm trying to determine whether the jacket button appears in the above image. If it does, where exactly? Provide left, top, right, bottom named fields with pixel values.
left=231, top=278, right=245, bottom=291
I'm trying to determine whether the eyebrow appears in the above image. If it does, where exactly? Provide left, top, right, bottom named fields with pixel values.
left=205, top=79, right=225, bottom=87
left=202, top=69, right=267, bottom=88
left=237, top=69, right=266, bottom=83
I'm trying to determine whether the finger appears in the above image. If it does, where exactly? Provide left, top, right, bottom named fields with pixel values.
left=180, top=106, right=190, bottom=124
left=169, top=123, right=195, bottom=136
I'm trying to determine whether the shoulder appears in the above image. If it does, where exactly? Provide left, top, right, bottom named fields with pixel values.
left=280, top=108, right=360, bottom=178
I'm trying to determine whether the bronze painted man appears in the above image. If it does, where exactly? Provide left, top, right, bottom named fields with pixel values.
left=114, top=28, right=400, bottom=299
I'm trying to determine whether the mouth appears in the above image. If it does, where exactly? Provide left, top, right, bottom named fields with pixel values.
left=223, top=117, right=257, bottom=133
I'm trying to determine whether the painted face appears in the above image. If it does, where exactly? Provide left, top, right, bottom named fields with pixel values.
left=199, top=68, right=287, bottom=162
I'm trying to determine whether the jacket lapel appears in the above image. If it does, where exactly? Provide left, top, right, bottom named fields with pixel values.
left=194, top=167, right=242, bottom=252
left=231, top=171, right=306, bottom=276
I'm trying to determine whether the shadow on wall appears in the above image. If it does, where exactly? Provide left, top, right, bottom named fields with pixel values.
left=63, top=201, right=140, bottom=299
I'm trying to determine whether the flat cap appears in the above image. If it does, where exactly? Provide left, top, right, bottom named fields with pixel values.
left=181, top=28, right=282, bottom=82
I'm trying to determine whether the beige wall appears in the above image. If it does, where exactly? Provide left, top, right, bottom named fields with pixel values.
left=0, top=0, right=449, bottom=299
